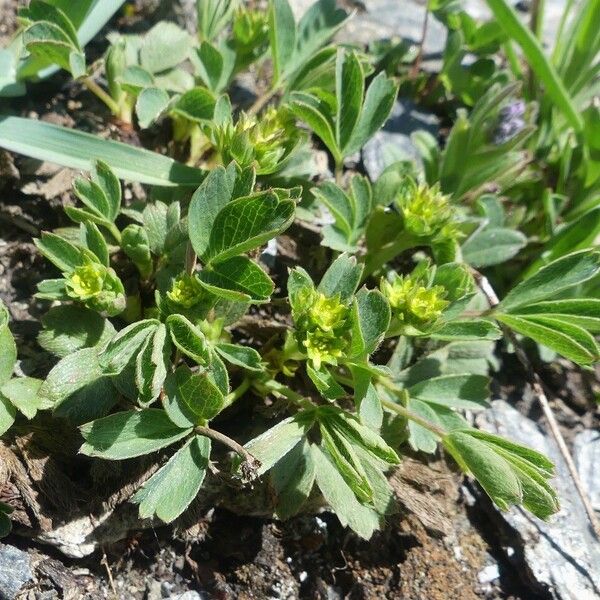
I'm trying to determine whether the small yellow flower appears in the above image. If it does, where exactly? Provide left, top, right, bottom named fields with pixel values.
left=67, top=263, right=104, bottom=300
left=167, top=274, right=204, bottom=308
left=397, top=179, right=458, bottom=240
left=308, top=293, right=348, bottom=332
left=381, top=273, right=449, bottom=328
left=302, top=330, right=346, bottom=370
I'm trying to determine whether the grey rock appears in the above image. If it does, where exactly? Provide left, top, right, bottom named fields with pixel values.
left=477, top=401, right=600, bottom=600
left=0, top=544, right=33, bottom=600
left=169, top=592, right=205, bottom=600
left=573, top=429, right=600, bottom=511
left=362, top=99, right=439, bottom=180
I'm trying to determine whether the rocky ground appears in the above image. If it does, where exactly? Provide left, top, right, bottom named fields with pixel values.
left=1, top=1, right=599, bottom=599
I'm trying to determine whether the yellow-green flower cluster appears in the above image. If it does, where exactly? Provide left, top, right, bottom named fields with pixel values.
left=396, top=179, right=459, bottom=241
left=233, top=7, right=268, bottom=47
left=65, top=259, right=125, bottom=316
left=167, top=273, right=204, bottom=308
left=293, top=290, right=350, bottom=369
left=381, top=274, right=448, bottom=330
left=215, top=108, right=300, bottom=174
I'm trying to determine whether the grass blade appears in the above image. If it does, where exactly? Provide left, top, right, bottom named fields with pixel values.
left=485, top=0, right=583, bottom=132
left=0, top=115, right=204, bottom=186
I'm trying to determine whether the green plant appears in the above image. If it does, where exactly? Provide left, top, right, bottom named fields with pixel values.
left=2, top=0, right=600, bottom=543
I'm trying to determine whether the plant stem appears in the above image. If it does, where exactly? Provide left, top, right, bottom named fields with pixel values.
left=335, top=163, right=344, bottom=186
left=248, top=86, right=279, bottom=116
left=260, top=379, right=314, bottom=410
left=82, top=77, right=121, bottom=117
left=195, top=424, right=261, bottom=475
left=472, top=268, right=600, bottom=539
left=224, top=378, right=252, bottom=407
left=107, top=222, right=122, bottom=245
left=381, top=397, right=446, bottom=437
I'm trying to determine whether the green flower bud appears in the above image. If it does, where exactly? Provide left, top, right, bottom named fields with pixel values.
left=381, top=273, right=448, bottom=331
left=302, top=329, right=346, bottom=370
left=65, top=259, right=125, bottom=316
left=214, top=108, right=300, bottom=174
left=233, top=7, right=268, bottom=47
left=291, top=289, right=351, bottom=368
left=167, top=273, right=204, bottom=308
left=122, top=224, right=153, bottom=279
left=396, top=178, right=459, bottom=241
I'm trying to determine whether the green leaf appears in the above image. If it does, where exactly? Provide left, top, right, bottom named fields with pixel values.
left=444, top=428, right=559, bottom=518
left=484, top=0, right=583, bottom=132
left=194, top=42, right=225, bottom=92
left=320, top=420, right=373, bottom=502
left=204, top=192, right=295, bottom=264
left=431, top=319, right=502, bottom=341
left=312, top=182, right=353, bottom=236
left=349, top=288, right=390, bottom=357
left=0, top=377, right=43, bottom=419
left=20, top=1, right=81, bottom=48
left=199, top=256, right=274, bottom=302
left=92, top=160, right=121, bottom=222
left=164, top=365, right=225, bottom=426
left=324, top=407, right=400, bottom=465
left=289, top=91, right=338, bottom=162
left=38, top=305, right=115, bottom=357
left=510, top=299, right=600, bottom=332
left=318, top=253, right=362, bottom=301
left=311, top=444, right=381, bottom=539
left=140, top=22, right=191, bottom=74
left=496, top=313, right=600, bottom=365
left=99, top=319, right=160, bottom=374
left=462, top=227, right=527, bottom=267
left=34, top=232, right=85, bottom=272
left=270, top=439, right=315, bottom=519
left=0, top=322, right=17, bottom=387
left=244, top=414, right=313, bottom=475
left=499, top=250, right=600, bottom=311
left=166, top=314, right=210, bottom=365
left=80, top=409, right=191, bottom=459
left=136, top=87, right=170, bottom=128
left=171, top=87, right=216, bottom=123
left=38, top=347, right=107, bottom=406
left=215, top=343, right=263, bottom=371
left=284, top=0, right=348, bottom=78
left=307, top=363, right=346, bottom=400
left=444, top=429, right=522, bottom=511
left=408, top=374, right=490, bottom=410
left=23, top=21, right=82, bottom=76
left=345, top=72, right=398, bottom=156
left=269, top=0, right=296, bottom=84
left=0, top=394, right=16, bottom=436
left=80, top=221, right=109, bottom=266
left=407, top=397, right=441, bottom=453
left=188, top=165, right=236, bottom=258
left=0, top=116, right=205, bottom=187
left=336, top=50, right=364, bottom=152
left=133, top=435, right=211, bottom=522
left=72, top=178, right=111, bottom=222
left=136, top=323, right=170, bottom=406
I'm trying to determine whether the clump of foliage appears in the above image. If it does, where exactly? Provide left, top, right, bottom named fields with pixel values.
left=0, top=0, right=599, bottom=541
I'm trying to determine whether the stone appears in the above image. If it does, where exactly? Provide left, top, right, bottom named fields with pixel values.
left=477, top=401, right=600, bottom=600
left=362, top=99, right=439, bottom=180
left=573, top=429, right=600, bottom=511
left=0, top=544, right=33, bottom=600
